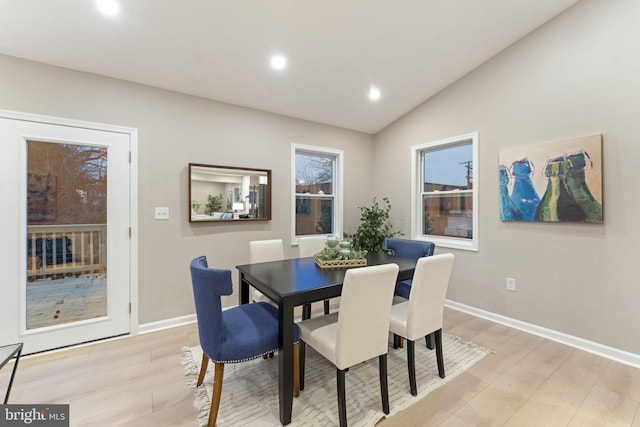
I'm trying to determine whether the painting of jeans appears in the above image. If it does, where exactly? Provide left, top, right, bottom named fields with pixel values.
left=499, top=134, right=603, bottom=223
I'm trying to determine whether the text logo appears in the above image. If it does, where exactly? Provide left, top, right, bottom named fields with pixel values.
left=1, top=405, right=69, bottom=426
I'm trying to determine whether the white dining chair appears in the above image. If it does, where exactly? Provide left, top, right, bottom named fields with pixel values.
left=298, top=235, right=333, bottom=316
left=297, top=235, right=326, bottom=258
left=249, top=239, right=284, bottom=306
left=297, top=263, right=399, bottom=427
left=389, top=253, right=455, bottom=396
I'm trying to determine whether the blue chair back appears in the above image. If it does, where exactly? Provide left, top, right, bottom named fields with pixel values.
left=190, top=255, right=233, bottom=361
left=384, top=238, right=435, bottom=260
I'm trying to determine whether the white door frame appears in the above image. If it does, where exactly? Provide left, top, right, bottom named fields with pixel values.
left=0, top=109, right=139, bottom=345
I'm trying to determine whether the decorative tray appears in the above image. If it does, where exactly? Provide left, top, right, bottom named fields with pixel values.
left=314, top=256, right=367, bottom=270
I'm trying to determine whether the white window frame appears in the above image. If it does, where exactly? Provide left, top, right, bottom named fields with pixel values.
left=411, top=132, right=479, bottom=251
left=291, top=144, right=343, bottom=245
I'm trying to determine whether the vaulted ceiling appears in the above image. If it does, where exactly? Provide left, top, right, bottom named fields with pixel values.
left=0, top=0, right=579, bottom=133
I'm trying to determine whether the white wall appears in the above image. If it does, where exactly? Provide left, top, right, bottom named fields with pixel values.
left=0, top=54, right=375, bottom=324
left=373, top=0, right=640, bottom=354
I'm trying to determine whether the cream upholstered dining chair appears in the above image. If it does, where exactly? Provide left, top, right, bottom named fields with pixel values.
left=297, top=235, right=326, bottom=257
left=388, top=253, right=455, bottom=396
left=297, top=263, right=399, bottom=427
left=189, top=256, right=300, bottom=427
left=250, top=238, right=314, bottom=322
left=298, top=235, right=333, bottom=316
left=384, top=238, right=436, bottom=349
left=249, top=239, right=285, bottom=306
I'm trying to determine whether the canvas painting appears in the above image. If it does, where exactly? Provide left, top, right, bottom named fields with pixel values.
left=498, top=134, right=603, bottom=223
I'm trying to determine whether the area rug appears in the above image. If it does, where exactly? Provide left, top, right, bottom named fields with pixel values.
left=182, top=334, right=488, bottom=427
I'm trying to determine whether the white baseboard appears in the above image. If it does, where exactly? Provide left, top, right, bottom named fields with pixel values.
left=137, top=302, right=640, bottom=369
left=22, top=315, right=197, bottom=359
left=138, top=314, right=197, bottom=335
left=446, top=299, right=640, bottom=369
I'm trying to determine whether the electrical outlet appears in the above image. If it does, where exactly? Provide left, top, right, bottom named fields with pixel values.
left=154, top=207, right=170, bottom=220
left=506, top=277, right=517, bottom=292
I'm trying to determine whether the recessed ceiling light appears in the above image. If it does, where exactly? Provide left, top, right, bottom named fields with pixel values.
left=369, top=86, right=381, bottom=101
left=97, top=0, right=119, bottom=16
left=270, top=55, right=287, bottom=70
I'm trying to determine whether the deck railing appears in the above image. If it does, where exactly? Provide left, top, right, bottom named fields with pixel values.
left=27, top=224, right=107, bottom=280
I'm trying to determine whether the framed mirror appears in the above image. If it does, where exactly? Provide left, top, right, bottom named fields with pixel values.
left=189, top=163, right=271, bottom=222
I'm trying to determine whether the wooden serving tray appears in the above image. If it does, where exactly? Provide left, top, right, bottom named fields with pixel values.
left=314, top=256, right=367, bottom=269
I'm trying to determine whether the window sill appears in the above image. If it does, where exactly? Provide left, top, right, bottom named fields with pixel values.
left=413, top=235, right=478, bottom=252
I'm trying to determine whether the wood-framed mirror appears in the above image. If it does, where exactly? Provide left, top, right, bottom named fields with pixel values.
left=189, top=163, right=271, bottom=222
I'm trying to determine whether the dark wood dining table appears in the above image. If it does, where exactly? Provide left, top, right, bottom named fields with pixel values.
left=236, top=252, right=418, bottom=426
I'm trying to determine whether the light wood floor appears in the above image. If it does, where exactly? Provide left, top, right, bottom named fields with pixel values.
left=2, top=308, right=640, bottom=426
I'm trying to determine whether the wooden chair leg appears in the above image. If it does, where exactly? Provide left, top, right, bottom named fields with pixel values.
left=324, top=299, right=330, bottom=315
left=407, top=340, right=417, bottom=396
left=337, top=368, right=347, bottom=427
left=426, top=332, right=435, bottom=350
left=293, top=343, right=300, bottom=397
left=435, top=329, right=445, bottom=378
left=299, top=341, right=306, bottom=391
left=208, top=363, right=224, bottom=427
left=197, top=353, right=209, bottom=386
left=379, top=354, right=390, bottom=415
left=393, top=334, right=405, bottom=349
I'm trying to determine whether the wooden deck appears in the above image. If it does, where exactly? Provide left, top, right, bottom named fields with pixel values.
left=27, top=224, right=106, bottom=280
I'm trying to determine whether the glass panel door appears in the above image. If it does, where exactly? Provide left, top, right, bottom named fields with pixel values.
left=0, top=114, right=133, bottom=354
left=26, top=141, right=108, bottom=330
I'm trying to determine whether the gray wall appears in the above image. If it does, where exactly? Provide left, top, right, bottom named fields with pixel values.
left=373, top=0, right=640, bottom=354
left=3, top=0, right=640, bottom=356
left=0, top=54, right=374, bottom=323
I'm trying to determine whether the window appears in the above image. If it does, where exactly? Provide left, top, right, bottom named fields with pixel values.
left=292, top=144, right=343, bottom=243
left=412, top=133, right=479, bottom=251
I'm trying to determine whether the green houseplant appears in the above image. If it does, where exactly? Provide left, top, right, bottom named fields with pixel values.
left=205, top=194, right=224, bottom=215
left=347, top=197, right=401, bottom=253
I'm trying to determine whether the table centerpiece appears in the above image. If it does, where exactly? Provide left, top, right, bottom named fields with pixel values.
left=314, top=237, right=367, bottom=269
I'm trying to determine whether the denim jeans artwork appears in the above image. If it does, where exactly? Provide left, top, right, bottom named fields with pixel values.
left=509, top=159, right=540, bottom=221
left=500, top=151, right=602, bottom=223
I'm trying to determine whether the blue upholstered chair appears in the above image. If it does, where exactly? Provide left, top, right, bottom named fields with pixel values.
left=189, top=256, right=300, bottom=427
left=384, top=238, right=435, bottom=299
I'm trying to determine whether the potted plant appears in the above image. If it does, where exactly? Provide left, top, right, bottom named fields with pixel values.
left=191, top=200, right=201, bottom=214
left=205, top=194, right=224, bottom=215
left=347, top=197, right=402, bottom=253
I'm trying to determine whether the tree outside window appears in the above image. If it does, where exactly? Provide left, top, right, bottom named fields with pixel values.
left=292, top=145, right=342, bottom=239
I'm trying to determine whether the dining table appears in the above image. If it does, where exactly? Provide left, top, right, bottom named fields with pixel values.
left=236, top=251, right=418, bottom=426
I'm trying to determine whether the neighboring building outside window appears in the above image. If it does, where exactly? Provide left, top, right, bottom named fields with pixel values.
left=291, top=144, right=343, bottom=243
left=412, top=132, right=479, bottom=251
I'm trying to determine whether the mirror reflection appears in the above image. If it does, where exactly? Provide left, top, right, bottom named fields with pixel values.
left=189, top=163, right=271, bottom=222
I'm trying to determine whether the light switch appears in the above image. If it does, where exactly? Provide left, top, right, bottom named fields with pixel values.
left=154, top=207, right=170, bottom=220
